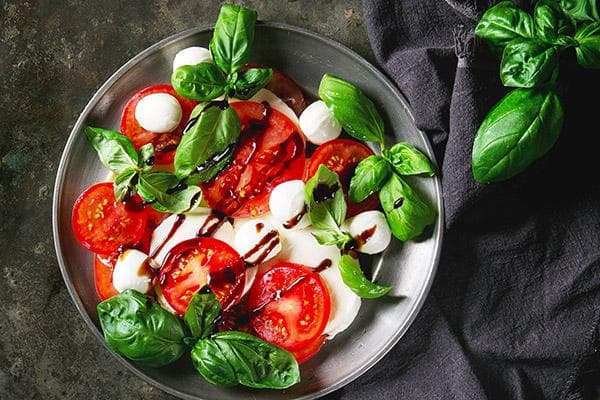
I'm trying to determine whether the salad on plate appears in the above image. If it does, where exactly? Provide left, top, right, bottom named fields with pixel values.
left=71, top=3, right=437, bottom=390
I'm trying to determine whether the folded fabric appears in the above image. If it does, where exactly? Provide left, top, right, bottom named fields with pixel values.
left=326, top=1, right=600, bottom=399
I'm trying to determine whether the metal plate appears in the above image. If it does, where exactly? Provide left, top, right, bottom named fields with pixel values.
left=53, top=22, right=443, bottom=400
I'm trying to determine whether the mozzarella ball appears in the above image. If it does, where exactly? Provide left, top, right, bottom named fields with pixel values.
left=173, top=46, right=212, bottom=70
left=269, top=180, right=310, bottom=229
left=342, top=210, right=392, bottom=254
left=299, top=100, right=342, bottom=145
left=134, top=93, right=182, bottom=133
left=234, top=219, right=282, bottom=265
left=113, top=249, right=153, bottom=294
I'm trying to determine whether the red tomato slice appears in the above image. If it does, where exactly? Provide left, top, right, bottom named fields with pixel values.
left=291, top=334, right=327, bottom=364
left=243, top=64, right=306, bottom=116
left=248, top=263, right=330, bottom=357
left=94, top=254, right=119, bottom=300
left=159, top=237, right=245, bottom=315
left=72, top=183, right=148, bottom=255
left=120, top=84, right=198, bottom=165
left=306, top=138, right=380, bottom=217
left=201, top=101, right=306, bottom=217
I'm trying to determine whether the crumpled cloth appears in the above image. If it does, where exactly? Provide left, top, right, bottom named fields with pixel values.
left=326, top=1, right=600, bottom=399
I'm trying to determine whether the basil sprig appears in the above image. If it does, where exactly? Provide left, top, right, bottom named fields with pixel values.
left=97, top=290, right=187, bottom=368
left=338, top=254, right=391, bottom=299
left=171, top=4, right=272, bottom=102
left=473, top=0, right=599, bottom=183
left=86, top=127, right=201, bottom=212
left=184, top=290, right=222, bottom=340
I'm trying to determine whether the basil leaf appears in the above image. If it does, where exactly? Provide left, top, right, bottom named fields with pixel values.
left=382, top=142, right=435, bottom=177
left=232, top=68, right=273, bottom=100
left=137, top=143, right=155, bottom=171
left=113, top=167, right=138, bottom=202
left=171, top=63, right=227, bottom=101
left=349, top=155, right=391, bottom=203
left=500, top=40, right=560, bottom=88
left=535, top=0, right=576, bottom=45
left=472, top=88, right=564, bottom=183
left=379, top=174, right=436, bottom=241
left=137, top=171, right=202, bottom=214
left=85, top=127, right=138, bottom=174
left=305, top=164, right=347, bottom=230
left=318, top=74, right=385, bottom=145
left=311, top=230, right=353, bottom=247
left=210, top=4, right=257, bottom=74
left=174, top=103, right=240, bottom=182
left=192, top=331, right=300, bottom=389
left=97, top=289, right=186, bottom=368
left=184, top=289, right=222, bottom=340
left=560, top=0, right=599, bottom=22
left=475, top=1, right=535, bottom=47
left=575, top=21, right=600, bottom=68
left=338, top=254, right=392, bottom=299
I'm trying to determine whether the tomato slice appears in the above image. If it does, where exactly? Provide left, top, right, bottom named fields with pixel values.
left=94, top=254, right=119, bottom=300
left=201, top=101, right=306, bottom=217
left=72, top=183, right=148, bottom=255
left=291, top=334, right=327, bottom=364
left=243, top=64, right=306, bottom=115
left=159, top=237, right=245, bottom=315
left=120, top=84, right=198, bottom=165
left=306, top=138, right=380, bottom=217
left=248, top=263, right=330, bottom=357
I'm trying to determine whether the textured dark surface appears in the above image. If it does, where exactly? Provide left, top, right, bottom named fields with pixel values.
left=0, top=1, right=372, bottom=399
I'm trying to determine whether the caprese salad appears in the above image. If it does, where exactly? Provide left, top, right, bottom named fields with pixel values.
left=72, top=3, right=436, bottom=390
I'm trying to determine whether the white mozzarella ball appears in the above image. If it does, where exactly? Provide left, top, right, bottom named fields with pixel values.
left=299, top=100, right=341, bottom=145
left=113, top=249, right=153, bottom=294
left=173, top=46, right=212, bottom=70
left=343, top=210, right=392, bottom=255
left=269, top=180, right=310, bottom=229
left=320, top=263, right=361, bottom=339
left=230, top=89, right=300, bottom=128
left=149, top=209, right=235, bottom=269
left=134, top=93, right=182, bottom=133
left=234, top=219, right=281, bottom=265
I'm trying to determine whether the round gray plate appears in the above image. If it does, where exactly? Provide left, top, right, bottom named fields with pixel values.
left=53, top=22, right=443, bottom=400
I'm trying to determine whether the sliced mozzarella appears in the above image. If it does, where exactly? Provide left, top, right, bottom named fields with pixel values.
left=299, top=100, right=341, bottom=145
left=173, top=46, right=212, bottom=70
left=320, top=263, right=361, bottom=339
left=342, top=210, right=391, bottom=255
left=276, top=228, right=340, bottom=268
left=112, top=249, right=153, bottom=294
left=155, top=283, right=177, bottom=314
left=268, top=180, right=310, bottom=230
left=135, top=93, right=182, bottom=133
left=149, top=208, right=235, bottom=269
left=230, top=88, right=299, bottom=127
left=234, top=219, right=282, bottom=265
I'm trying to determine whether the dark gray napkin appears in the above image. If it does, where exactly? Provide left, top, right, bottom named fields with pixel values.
left=326, top=1, right=600, bottom=399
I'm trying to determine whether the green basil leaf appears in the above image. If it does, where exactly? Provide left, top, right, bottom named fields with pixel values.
left=349, top=155, right=392, bottom=202
left=184, top=289, right=222, bottom=340
left=560, top=0, right=599, bottom=22
left=575, top=21, right=600, bottom=68
left=232, top=68, right=273, bottom=100
left=137, top=143, right=155, bottom=171
left=174, top=103, right=240, bottom=182
left=210, top=4, right=257, bottom=74
left=500, top=40, right=560, bottom=88
left=113, top=167, right=138, bottom=202
left=311, top=230, right=353, bottom=248
left=97, top=289, right=186, bottom=368
left=305, top=164, right=347, bottom=231
left=475, top=1, right=535, bottom=47
left=472, top=88, right=564, bottom=183
left=318, top=74, right=385, bottom=145
left=85, top=127, right=138, bottom=174
left=338, top=254, right=392, bottom=299
left=382, top=142, right=435, bottom=177
left=137, top=171, right=202, bottom=214
left=535, top=0, right=576, bottom=44
left=171, top=63, right=227, bottom=101
left=192, top=331, right=300, bottom=389
left=379, top=174, right=436, bottom=241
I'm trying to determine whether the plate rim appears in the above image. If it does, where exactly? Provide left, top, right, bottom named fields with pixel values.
left=52, top=21, right=444, bottom=400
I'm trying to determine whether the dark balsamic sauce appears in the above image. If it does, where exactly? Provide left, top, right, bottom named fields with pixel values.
left=123, top=196, right=145, bottom=213
left=243, top=230, right=279, bottom=265
left=150, top=214, right=186, bottom=259
left=195, top=143, right=236, bottom=175
left=145, top=156, right=155, bottom=167
left=197, top=211, right=227, bottom=237
left=355, top=225, right=376, bottom=248
left=166, top=182, right=188, bottom=195
left=313, top=183, right=340, bottom=203
left=283, top=206, right=306, bottom=229
left=207, top=266, right=244, bottom=311
left=393, top=197, right=404, bottom=209
left=314, top=259, right=332, bottom=273
left=255, top=222, right=264, bottom=232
